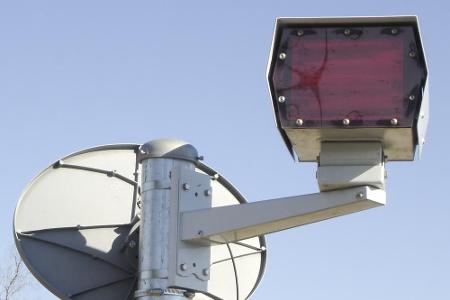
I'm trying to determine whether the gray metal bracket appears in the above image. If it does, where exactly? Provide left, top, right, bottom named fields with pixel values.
left=168, top=167, right=212, bottom=292
left=317, top=142, right=385, bottom=191
left=180, top=185, right=385, bottom=245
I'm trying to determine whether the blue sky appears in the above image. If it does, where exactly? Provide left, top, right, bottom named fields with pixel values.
left=1, top=1, right=449, bottom=299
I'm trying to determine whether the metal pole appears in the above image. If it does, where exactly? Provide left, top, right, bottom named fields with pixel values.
left=135, top=139, right=199, bottom=300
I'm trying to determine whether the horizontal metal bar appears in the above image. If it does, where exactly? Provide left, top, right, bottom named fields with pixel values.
left=70, top=275, right=135, bottom=298
left=181, top=186, right=385, bottom=244
left=232, top=241, right=265, bottom=252
left=20, top=223, right=132, bottom=235
left=211, top=250, right=265, bottom=266
left=54, top=162, right=138, bottom=186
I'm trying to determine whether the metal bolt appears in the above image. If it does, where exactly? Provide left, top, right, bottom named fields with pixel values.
left=297, top=30, right=304, bottom=36
left=197, top=230, right=204, bottom=236
left=344, top=28, right=351, bottom=36
left=409, top=51, right=416, bottom=58
left=342, top=118, right=350, bottom=125
left=409, top=95, right=415, bottom=101
left=295, top=119, right=304, bottom=126
left=204, top=189, right=212, bottom=197
left=356, top=192, right=364, bottom=199
left=279, top=52, right=286, bottom=60
left=128, top=240, right=136, bottom=248
left=180, top=264, right=188, bottom=271
left=107, top=170, right=117, bottom=177
left=182, top=183, right=190, bottom=191
left=202, top=268, right=210, bottom=276
left=390, top=118, right=398, bottom=125
left=54, top=160, right=64, bottom=168
left=391, top=28, right=398, bottom=35
left=278, top=95, right=286, bottom=103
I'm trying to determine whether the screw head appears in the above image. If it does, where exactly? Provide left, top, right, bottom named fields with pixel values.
left=182, top=183, right=190, bottom=191
left=295, top=119, right=303, bottom=126
left=202, top=268, right=210, bottom=276
left=420, top=114, right=425, bottom=119
left=297, top=30, right=304, bottom=36
left=390, top=118, right=398, bottom=125
left=279, top=52, right=286, bottom=60
left=344, top=28, right=351, bottom=36
left=278, top=95, right=286, bottom=103
left=128, top=240, right=136, bottom=248
left=342, top=118, right=350, bottom=125
left=197, top=230, right=204, bottom=236
left=204, top=189, right=212, bottom=197
left=356, top=192, right=364, bottom=199
left=409, top=51, right=416, bottom=58
left=409, top=95, right=415, bottom=101
left=391, top=28, right=398, bottom=35
left=180, top=264, right=188, bottom=271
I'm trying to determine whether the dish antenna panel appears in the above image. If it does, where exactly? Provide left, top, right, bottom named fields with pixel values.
left=14, top=144, right=266, bottom=300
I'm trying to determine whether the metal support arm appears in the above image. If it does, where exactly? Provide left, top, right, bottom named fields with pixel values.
left=181, top=186, right=385, bottom=245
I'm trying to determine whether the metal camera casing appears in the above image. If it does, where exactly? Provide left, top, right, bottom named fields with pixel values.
left=267, top=16, right=429, bottom=162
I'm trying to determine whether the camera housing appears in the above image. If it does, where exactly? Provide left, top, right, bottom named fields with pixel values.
left=267, top=16, right=428, bottom=162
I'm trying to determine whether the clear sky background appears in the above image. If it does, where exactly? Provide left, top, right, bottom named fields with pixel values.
left=0, top=1, right=449, bottom=299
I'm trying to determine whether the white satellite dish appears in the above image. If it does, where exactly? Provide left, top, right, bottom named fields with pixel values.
left=14, top=144, right=266, bottom=300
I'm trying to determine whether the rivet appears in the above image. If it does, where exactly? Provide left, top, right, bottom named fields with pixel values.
left=390, top=118, right=398, bottom=125
left=183, top=183, right=190, bottom=191
left=180, top=264, right=188, bottom=271
left=391, top=28, right=398, bottom=35
left=204, top=189, right=212, bottom=196
left=279, top=52, right=286, bottom=60
left=342, top=118, right=350, bottom=125
left=278, top=95, right=286, bottom=103
left=409, top=51, right=416, bottom=58
left=202, top=268, right=210, bottom=276
left=344, top=28, right=351, bottom=36
left=356, top=192, right=364, bottom=199
left=297, top=30, right=304, bottom=36
left=295, top=119, right=303, bottom=126
left=409, top=95, right=415, bottom=101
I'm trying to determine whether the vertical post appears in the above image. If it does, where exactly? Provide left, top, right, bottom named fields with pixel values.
left=135, top=139, right=199, bottom=300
